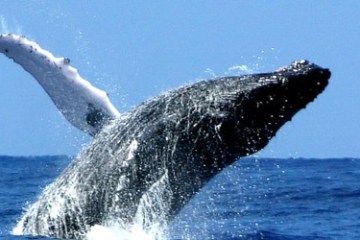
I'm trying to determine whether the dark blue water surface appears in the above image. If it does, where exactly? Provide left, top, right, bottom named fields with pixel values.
left=1, top=156, right=359, bottom=240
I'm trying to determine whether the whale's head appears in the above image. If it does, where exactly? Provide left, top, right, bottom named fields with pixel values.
left=196, top=60, right=330, bottom=159
left=161, top=60, right=330, bottom=171
left=135, top=60, right=330, bottom=216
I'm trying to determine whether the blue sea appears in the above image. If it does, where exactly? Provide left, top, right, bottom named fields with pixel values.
left=1, top=156, right=359, bottom=240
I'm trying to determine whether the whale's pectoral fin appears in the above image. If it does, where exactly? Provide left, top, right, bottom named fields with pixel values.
left=0, top=34, right=120, bottom=136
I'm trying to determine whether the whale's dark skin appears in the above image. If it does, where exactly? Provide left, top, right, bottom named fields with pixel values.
left=18, top=60, right=330, bottom=239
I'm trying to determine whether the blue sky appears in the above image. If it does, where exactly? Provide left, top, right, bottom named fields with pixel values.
left=0, top=1, right=359, bottom=158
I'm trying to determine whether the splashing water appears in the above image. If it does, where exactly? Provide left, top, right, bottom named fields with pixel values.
left=226, top=65, right=254, bottom=75
left=87, top=171, right=172, bottom=240
left=14, top=171, right=172, bottom=240
left=12, top=113, right=176, bottom=239
left=0, top=16, right=9, bottom=34
left=0, top=15, right=22, bottom=35
left=13, top=166, right=172, bottom=240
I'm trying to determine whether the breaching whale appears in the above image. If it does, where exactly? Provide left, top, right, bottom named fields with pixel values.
left=0, top=34, right=330, bottom=239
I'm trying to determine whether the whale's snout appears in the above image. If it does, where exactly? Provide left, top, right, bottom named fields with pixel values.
left=217, top=60, right=331, bottom=157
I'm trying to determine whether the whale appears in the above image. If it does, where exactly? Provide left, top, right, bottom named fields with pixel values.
left=0, top=34, right=330, bottom=239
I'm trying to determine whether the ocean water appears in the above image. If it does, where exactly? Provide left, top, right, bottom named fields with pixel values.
left=0, top=156, right=359, bottom=240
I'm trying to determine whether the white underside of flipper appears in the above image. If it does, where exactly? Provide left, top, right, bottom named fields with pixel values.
left=0, top=34, right=120, bottom=136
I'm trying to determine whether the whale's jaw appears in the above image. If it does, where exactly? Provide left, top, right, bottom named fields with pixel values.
left=14, top=60, right=330, bottom=239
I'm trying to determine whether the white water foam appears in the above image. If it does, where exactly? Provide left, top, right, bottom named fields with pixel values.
left=226, top=64, right=254, bottom=75
left=87, top=224, right=153, bottom=240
